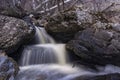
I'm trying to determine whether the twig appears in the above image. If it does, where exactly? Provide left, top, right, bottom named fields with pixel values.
left=62, top=0, right=79, bottom=13
left=102, top=3, right=115, bottom=12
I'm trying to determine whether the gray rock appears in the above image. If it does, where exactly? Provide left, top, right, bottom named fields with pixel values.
left=45, top=10, right=84, bottom=42
left=65, top=0, right=120, bottom=67
left=0, top=15, right=35, bottom=54
left=66, top=28, right=120, bottom=66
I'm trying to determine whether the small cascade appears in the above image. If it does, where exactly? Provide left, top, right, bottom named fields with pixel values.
left=20, top=44, right=67, bottom=66
left=19, top=26, right=67, bottom=66
left=33, top=27, right=55, bottom=44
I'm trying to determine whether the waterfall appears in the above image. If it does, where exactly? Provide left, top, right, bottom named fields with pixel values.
left=19, top=26, right=67, bottom=66
left=17, top=26, right=120, bottom=80
left=18, top=26, right=97, bottom=80
left=33, top=27, right=55, bottom=44
left=20, top=44, right=67, bottom=66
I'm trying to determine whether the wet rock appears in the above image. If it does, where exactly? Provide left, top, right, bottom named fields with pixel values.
left=0, top=15, right=35, bottom=54
left=0, top=55, right=19, bottom=80
left=73, top=73, right=120, bottom=80
left=66, top=28, right=120, bottom=66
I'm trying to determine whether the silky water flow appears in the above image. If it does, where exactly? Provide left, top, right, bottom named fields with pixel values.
left=16, top=26, right=120, bottom=80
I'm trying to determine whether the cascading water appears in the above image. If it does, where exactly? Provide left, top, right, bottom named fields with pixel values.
left=35, top=27, right=55, bottom=44
left=30, top=27, right=55, bottom=44
left=17, top=26, right=120, bottom=80
left=20, top=44, right=67, bottom=66
left=19, top=26, right=67, bottom=66
left=17, top=26, right=81, bottom=80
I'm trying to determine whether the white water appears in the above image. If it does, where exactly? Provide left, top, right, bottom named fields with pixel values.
left=34, top=27, right=55, bottom=44
left=15, top=64, right=91, bottom=80
left=16, top=64, right=120, bottom=80
left=20, top=44, right=67, bottom=66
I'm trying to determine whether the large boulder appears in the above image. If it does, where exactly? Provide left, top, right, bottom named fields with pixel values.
left=0, top=15, right=35, bottom=54
left=66, top=26, right=120, bottom=66
left=0, top=55, right=19, bottom=80
left=45, top=10, right=84, bottom=42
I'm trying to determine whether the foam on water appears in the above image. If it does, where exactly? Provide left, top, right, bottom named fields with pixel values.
left=15, top=64, right=91, bottom=80
left=20, top=44, right=67, bottom=66
left=16, top=64, right=120, bottom=80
